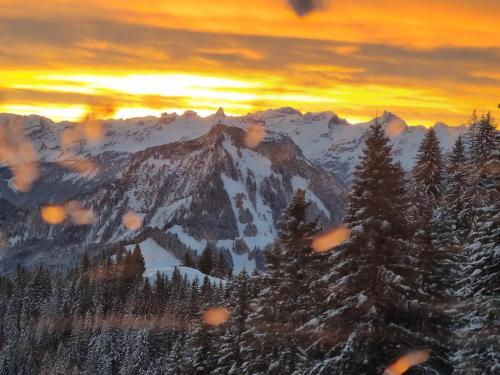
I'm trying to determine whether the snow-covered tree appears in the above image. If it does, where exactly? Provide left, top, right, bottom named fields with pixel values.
left=314, top=120, right=450, bottom=374
left=454, top=113, right=499, bottom=374
left=240, top=189, right=325, bottom=374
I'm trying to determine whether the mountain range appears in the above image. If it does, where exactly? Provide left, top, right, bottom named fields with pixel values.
left=0, top=108, right=467, bottom=274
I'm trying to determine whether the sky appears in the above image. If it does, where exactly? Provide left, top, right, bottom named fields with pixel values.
left=0, top=0, right=499, bottom=125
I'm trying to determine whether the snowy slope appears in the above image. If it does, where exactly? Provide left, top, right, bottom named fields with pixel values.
left=124, top=238, right=224, bottom=283
left=125, top=238, right=181, bottom=270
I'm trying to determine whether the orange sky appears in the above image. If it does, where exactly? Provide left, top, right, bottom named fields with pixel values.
left=0, top=0, right=499, bottom=125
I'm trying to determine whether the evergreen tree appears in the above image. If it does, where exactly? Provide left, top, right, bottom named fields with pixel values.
left=454, top=113, right=499, bottom=374
left=80, top=252, right=91, bottom=274
left=199, top=245, right=214, bottom=276
left=213, top=270, right=251, bottom=374
left=413, top=127, right=445, bottom=208
left=240, top=189, right=324, bottom=374
left=315, top=120, right=449, bottom=374
left=183, top=252, right=195, bottom=268
left=132, top=244, right=146, bottom=282
left=442, top=136, right=468, bottom=239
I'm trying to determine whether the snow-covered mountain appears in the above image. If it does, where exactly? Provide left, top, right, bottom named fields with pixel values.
left=0, top=108, right=466, bottom=196
left=0, top=108, right=467, bottom=273
left=0, top=120, right=345, bottom=273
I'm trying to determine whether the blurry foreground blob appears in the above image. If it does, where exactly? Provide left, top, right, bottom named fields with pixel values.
left=312, top=226, right=351, bottom=252
left=203, top=307, right=230, bottom=326
left=60, top=127, right=80, bottom=148
left=60, top=102, right=115, bottom=149
left=41, top=205, right=66, bottom=225
left=122, top=211, right=144, bottom=231
left=80, top=102, right=115, bottom=143
left=65, top=201, right=95, bottom=225
left=244, top=123, right=266, bottom=148
left=384, top=350, right=431, bottom=375
left=57, top=157, right=96, bottom=176
left=0, top=117, right=39, bottom=192
left=385, top=117, right=406, bottom=138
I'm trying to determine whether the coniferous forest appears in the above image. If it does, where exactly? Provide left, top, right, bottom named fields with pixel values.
left=0, top=113, right=498, bottom=374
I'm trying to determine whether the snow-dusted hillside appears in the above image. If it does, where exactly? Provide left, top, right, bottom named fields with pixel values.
left=124, top=238, right=225, bottom=283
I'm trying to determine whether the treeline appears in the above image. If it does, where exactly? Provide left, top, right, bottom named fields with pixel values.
left=0, top=113, right=497, bottom=374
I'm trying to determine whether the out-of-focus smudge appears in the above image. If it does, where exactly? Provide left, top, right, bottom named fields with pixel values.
left=41, top=205, right=66, bottom=225
left=0, top=117, right=39, bottom=192
left=244, top=123, right=266, bottom=149
left=57, top=157, right=97, bottom=176
left=383, top=350, right=430, bottom=375
left=65, top=200, right=95, bottom=225
left=203, top=307, right=231, bottom=326
left=385, top=117, right=407, bottom=138
left=80, top=102, right=116, bottom=143
left=60, top=102, right=115, bottom=150
left=288, top=0, right=324, bottom=17
left=312, top=225, right=351, bottom=252
left=122, top=211, right=144, bottom=231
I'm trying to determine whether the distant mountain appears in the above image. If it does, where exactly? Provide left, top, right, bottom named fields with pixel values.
left=0, top=108, right=466, bottom=273
left=0, top=120, right=345, bottom=273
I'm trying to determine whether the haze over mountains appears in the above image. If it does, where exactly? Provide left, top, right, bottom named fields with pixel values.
left=0, top=108, right=467, bottom=274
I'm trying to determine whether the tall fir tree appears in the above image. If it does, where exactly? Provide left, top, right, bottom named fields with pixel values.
left=454, top=113, right=499, bottom=374
left=314, top=120, right=450, bottom=374
left=199, top=244, right=215, bottom=276
left=442, top=136, right=468, bottom=239
left=240, top=189, right=325, bottom=374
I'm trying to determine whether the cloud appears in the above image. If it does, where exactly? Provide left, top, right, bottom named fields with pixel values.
left=0, top=15, right=498, bottom=124
left=287, top=0, right=324, bottom=16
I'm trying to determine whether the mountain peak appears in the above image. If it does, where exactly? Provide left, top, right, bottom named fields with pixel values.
left=214, top=107, right=226, bottom=118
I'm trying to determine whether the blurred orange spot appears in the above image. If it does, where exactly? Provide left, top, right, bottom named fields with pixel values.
left=41, top=205, right=66, bottom=225
left=57, top=157, right=96, bottom=175
left=0, top=118, right=39, bottom=192
left=11, top=162, right=39, bottom=192
left=312, top=226, right=351, bottom=253
left=60, top=127, right=80, bottom=148
left=82, top=120, right=104, bottom=142
left=122, top=211, right=143, bottom=230
left=60, top=102, right=115, bottom=147
left=244, top=123, right=266, bottom=148
left=64, top=200, right=95, bottom=225
left=384, top=350, right=430, bottom=375
left=203, top=307, right=230, bottom=326
left=385, top=118, right=406, bottom=138
left=79, top=102, right=115, bottom=143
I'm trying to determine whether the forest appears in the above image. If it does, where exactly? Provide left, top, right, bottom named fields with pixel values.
left=0, top=113, right=498, bottom=375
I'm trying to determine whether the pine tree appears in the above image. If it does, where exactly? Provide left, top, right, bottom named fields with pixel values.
left=183, top=252, right=195, bottom=268
left=240, top=189, right=324, bottom=374
left=213, top=270, right=251, bottom=374
left=132, top=244, right=146, bottom=282
left=80, top=252, right=91, bottom=274
left=314, top=120, right=449, bottom=374
left=199, top=244, right=214, bottom=276
left=454, top=113, right=499, bottom=374
left=442, top=136, right=468, bottom=239
left=413, top=127, right=444, bottom=208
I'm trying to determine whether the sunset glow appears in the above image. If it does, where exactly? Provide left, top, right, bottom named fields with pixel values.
left=0, top=0, right=498, bottom=125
